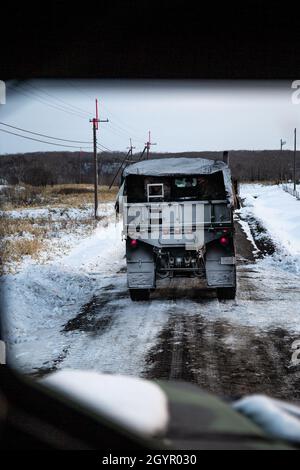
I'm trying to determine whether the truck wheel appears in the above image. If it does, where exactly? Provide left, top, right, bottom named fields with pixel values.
left=129, top=289, right=150, bottom=301
left=217, top=287, right=236, bottom=300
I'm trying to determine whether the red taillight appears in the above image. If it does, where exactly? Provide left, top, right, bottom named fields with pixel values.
left=130, top=239, right=138, bottom=247
left=219, top=236, right=229, bottom=246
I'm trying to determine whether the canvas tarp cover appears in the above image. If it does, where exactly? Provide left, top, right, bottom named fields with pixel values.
left=123, top=157, right=234, bottom=204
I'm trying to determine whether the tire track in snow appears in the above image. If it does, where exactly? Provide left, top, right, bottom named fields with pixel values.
left=51, top=276, right=171, bottom=376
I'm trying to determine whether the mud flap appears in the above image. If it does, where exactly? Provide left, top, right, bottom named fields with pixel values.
left=205, top=245, right=236, bottom=287
left=127, top=261, right=155, bottom=289
left=126, top=240, right=155, bottom=289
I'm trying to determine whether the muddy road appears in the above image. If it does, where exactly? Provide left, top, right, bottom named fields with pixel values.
left=33, top=216, right=300, bottom=401
left=145, top=302, right=300, bottom=399
left=145, top=220, right=300, bottom=399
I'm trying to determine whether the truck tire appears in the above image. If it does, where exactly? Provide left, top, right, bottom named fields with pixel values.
left=217, top=287, right=236, bottom=300
left=129, top=289, right=150, bottom=301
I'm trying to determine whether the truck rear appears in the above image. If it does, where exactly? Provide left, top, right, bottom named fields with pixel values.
left=117, top=156, right=237, bottom=301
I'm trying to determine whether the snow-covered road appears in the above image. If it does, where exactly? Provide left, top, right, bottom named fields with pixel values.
left=2, top=184, right=300, bottom=400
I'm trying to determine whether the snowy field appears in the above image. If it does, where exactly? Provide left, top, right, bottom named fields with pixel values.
left=0, top=202, right=115, bottom=273
left=1, top=184, right=300, bottom=399
left=1, top=203, right=114, bottom=221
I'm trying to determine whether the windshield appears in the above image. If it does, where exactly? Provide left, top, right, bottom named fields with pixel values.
left=1, top=79, right=300, bottom=451
left=174, top=177, right=197, bottom=187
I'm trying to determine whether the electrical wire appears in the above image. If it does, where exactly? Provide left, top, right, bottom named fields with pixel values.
left=9, top=81, right=150, bottom=150
left=6, top=81, right=148, bottom=153
left=0, top=128, right=92, bottom=150
left=7, top=83, right=88, bottom=121
left=66, top=80, right=146, bottom=143
left=25, top=82, right=92, bottom=117
left=8, top=83, right=137, bottom=146
left=0, top=121, right=92, bottom=144
left=18, top=82, right=90, bottom=119
left=96, top=143, right=114, bottom=152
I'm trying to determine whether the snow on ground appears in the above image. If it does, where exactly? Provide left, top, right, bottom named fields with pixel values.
left=1, top=210, right=125, bottom=372
left=284, top=182, right=300, bottom=192
left=239, top=183, right=300, bottom=274
left=1, top=202, right=114, bottom=221
left=2, top=205, right=170, bottom=375
left=1, top=202, right=116, bottom=273
left=56, top=285, right=170, bottom=376
left=184, top=261, right=300, bottom=333
left=3, top=184, right=300, bottom=377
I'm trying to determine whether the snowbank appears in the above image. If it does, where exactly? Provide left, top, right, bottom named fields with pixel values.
left=239, top=184, right=300, bottom=273
left=41, top=370, right=169, bottom=437
left=2, top=216, right=125, bottom=372
left=2, top=203, right=169, bottom=376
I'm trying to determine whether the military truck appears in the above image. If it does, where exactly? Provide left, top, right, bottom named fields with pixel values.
left=117, top=154, right=238, bottom=301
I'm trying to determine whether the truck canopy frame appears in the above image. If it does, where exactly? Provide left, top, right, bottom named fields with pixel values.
left=122, top=157, right=234, bottom=206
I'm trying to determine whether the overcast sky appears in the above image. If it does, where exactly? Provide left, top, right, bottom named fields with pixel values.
left=0, top=80, right=299, bottom=154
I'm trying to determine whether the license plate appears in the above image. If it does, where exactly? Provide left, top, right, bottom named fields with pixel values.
left=220, top=257, right=236, bottom=265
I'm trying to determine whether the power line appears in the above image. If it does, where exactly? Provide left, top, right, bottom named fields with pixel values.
left=0, top=121, right=91, bottom=144
left=6, top=82, right=151, bottom=152
left=97, top=105, right=146, bottom=144
left=97, top=98, right=146, bottom=141
left=0, top=128, right=92, bottom=150
left=103, top=115, right=145, bottom=143
left=7, top=83, right=88, bottom=121
left=105, top=120, right=145, bottom=144
left=25, top=82, right=92, bottom=117
left=66, top=80, right=94, bottom=101
left=96, top=143, right=114, bottom=152
left=8, top=83, right=139, bottom=146
left=109, top=139, right=136, bottom=189
left=66, top=80, right=146, bottom=142
left=19, top=82, right=90, bottom=119
left=99, top=125, right=130, bottom=144
left=9, top=81, right=150, bottom=148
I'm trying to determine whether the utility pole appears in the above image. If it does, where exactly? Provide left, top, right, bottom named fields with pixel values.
left=294, top=128, right=297, bottom=192
left=280, top=138, right=286, bottom=151
left=109, top=138, right=136, bottom=190
left=145, top=131, right=157, bottom=160
left=89, top=99, right=108, bottom=219
left=127, top=138, right=135, bottom=159
left=280, top=138, right=286, bottom=182
left=79, top=147, right=82, bottom=184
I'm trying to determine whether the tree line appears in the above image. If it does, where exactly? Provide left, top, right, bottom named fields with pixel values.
left=0, top=150, right=299, bottom=186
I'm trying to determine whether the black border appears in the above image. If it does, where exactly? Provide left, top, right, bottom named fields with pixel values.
left=1, top=1, right=300, bottom=79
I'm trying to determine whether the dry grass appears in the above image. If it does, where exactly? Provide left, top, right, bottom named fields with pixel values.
left=241, top=179, right=282, bottom=185
left=0, top=215, right=99, bottom=266
left=1, top=238, right=45, bottom=267
left=0, top=184, right=117, bottom=270
left=0, top=217, right=47, bottom=239
left=1, top=220, right=98, bottom=272
left=0, top=216, right=46, bottom=270
left=0, top=184, right=118, bottom=210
